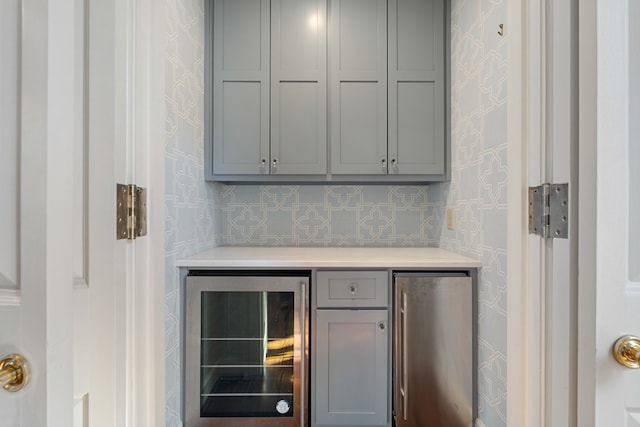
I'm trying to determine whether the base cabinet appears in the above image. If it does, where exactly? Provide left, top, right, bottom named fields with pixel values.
left=313, top=309, right=389, bottom=427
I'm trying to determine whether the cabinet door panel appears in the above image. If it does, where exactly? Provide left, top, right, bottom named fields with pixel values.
left=215, top=83, right=263, bottom=169
left=397, top=0, right=436, bottom=71
left=396, top=81, right=442, bottom=170
left=330, top=0, right=387, bottom=175
left=212, top=0, right=270, bottom=175
left=336, top=83, right=383, bottom=171
left=272, top=0, right=327, bottom=175
left=276, top=82, right=325, bottom=173
left=388, top=0, right=445, bottom=175
left=314, top=309, right=388, bottom=426
left=219, top=0, right=263, bottom=70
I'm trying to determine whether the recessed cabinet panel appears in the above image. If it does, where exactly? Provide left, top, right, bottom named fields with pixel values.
left=276, top=82, right=324, bottom=173
left=277, top=0, right=321, bottom=73
left=216, top=83, right=263, bottom=167
left=330, top=0, right=387, bottom=175
left=338, top=0, right=381, bottom=72
left=397, top=0, right=435, bottom=71
left=220, top=0, right=263, bottom=70
left=396, top=81, right=443, bottom=173
left=336, top=83, right=384, bottom=172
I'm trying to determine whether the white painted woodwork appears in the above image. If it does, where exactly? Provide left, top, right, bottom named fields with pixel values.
left=19, top=0, right=76, bottom=424
left=271, top=0, right=327, bottom=174
left=576, top=0, right=640, bottom=425
left=212, top=0, right=270, bottom=175
left=330, top=0, right=387, bottom=175
left=505, top=0, right=529, bottom=425
left=388, top=0, right=445, bottom=175
left=544, top=0, right=578, bottom=426
left=0, top=0, right=19, bottom=292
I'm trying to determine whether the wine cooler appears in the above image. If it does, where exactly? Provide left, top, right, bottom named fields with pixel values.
left=185, top=272, right=309, bottom=427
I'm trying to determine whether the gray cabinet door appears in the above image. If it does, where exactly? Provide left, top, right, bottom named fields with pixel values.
left=314, top=309, right=388, bottom=426
left=271, top=0, right=327, bottom=175
left=211, top=0, right=270, bottom=175
left=330, top=0, right=388, bottom=175
left=388, top=0, right=445, bottom=175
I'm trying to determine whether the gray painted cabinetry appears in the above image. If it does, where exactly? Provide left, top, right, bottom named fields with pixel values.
left=206, top=0, right=447, bottom=182
left=312, top=271, right=390, bottom=427
left=209, top=0, right=327, bottom=176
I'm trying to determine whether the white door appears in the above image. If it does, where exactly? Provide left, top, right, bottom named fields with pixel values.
left=577, top=0, right=640, bottom=425
left=0, top=0, right=165, bottom=425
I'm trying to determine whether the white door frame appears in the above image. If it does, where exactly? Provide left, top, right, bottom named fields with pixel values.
left=576, top=0, right=596, bottom=424
left=85, top=0, right=166, bottom=424
left=507, top=0, right=580, bottom=425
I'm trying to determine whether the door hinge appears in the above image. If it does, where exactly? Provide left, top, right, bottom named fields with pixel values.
left=528, top=183, right=568, bottom=239
left=116, top=183, right=147, bottom=240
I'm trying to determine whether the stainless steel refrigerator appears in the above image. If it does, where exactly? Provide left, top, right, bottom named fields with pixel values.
left=393, top=272, right=476, bottom=427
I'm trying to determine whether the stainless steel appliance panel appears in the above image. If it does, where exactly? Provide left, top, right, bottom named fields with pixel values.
left=393, top=273, right=474, bottom=427
left=185, top=274, right=309, bottom=427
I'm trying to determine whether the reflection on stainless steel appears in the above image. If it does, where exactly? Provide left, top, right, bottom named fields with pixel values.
left=394, top=273, right=475, bottom=427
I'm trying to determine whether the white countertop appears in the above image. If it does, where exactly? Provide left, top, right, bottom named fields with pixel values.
left=176, top=247, right=480, bottom=269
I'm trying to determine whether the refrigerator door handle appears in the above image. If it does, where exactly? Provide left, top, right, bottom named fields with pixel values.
left=401, top=291, right=409, bottom=421
left=300, top=281, right=307, bottom=427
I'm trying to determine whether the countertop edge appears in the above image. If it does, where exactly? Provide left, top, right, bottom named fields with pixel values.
left=175, top=247, right=481, bottom=269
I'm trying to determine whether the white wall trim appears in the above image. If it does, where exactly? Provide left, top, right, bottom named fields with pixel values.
left=506, top=0, right=529, bottom=425
left=130, top=0, right=167, bottom=424
left=507, top=0, right=547, bottom=425
left=576, top=0, right=597, bottom=425
left=0, top=289, right=21, bottom=306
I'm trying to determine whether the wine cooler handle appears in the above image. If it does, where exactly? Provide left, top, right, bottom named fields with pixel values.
left=300, top=281, right=306, bottom=427
left=402, top=291, right=409, bottom=421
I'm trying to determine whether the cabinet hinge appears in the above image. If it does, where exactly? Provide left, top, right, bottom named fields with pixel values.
left=116, top=183, right=147, bottom=240
left=528, top=183, right=568, bottom=239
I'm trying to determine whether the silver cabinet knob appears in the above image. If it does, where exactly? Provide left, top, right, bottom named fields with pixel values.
left=381, top=158, right=387, bottom=169
left=348, top=282, right=358, bottom=295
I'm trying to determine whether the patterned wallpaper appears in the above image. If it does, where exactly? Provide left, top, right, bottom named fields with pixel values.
left=164, top=0, right=508, bottom=426
left=219, top=185, right=435, bottom=247
left=165, top=0, right=222, bottom=424
left=435, top=0, right=509, bottom=425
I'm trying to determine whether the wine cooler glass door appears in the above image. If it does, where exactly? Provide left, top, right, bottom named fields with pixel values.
left=185, top=274, right=308, bottom=427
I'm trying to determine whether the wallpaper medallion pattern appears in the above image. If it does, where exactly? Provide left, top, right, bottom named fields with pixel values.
left=165, top=0, right=508, bottom=425
left=436, top=0, right=508, bottom=424
left=220, top=185, right=435, bottom=247
left=165, top=0, right=222, bottom=424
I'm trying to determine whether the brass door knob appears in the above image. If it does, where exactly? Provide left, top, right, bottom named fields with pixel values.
left=0, top=354, right=30, bottom=392
left=613, top=335, right=640, bottom=369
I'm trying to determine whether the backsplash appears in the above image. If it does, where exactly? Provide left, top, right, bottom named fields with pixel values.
left=219, top=185, right=434, bottom=247
left=165, top=0, right=508, bottom=426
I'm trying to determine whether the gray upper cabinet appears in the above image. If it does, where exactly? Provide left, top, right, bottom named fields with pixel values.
left=388, top=0, right=445, bottom=175
left=206, top=0, right=447, bottom=182
left=271, top=0, right=327, bottom=174
left=209, top=0, right=327, bottom=177
left=211, top=0, right=270, bottom=175
left=330, top=0, right=387, bottom=175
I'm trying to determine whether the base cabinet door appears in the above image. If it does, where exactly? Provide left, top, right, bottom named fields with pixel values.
left=313, top=309, right=388, bottom=426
